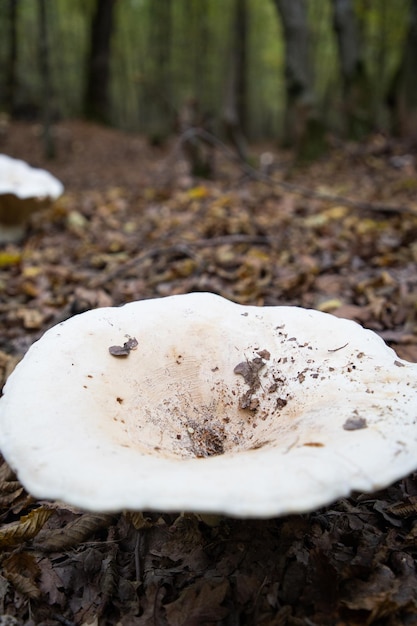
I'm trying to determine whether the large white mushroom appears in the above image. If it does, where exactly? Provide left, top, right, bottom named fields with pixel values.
left=0, top=292, right=416, bottom=518
left=0, top=154, right=64, bottom=243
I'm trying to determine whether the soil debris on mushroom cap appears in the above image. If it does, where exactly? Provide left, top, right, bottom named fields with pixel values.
left=343, top=415, right=367, bottom=431
left=234, top=356, right=266, bottom=411
left=109, top=336, right=138, bottom=357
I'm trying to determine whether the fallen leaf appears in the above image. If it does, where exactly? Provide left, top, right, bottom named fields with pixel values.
left=0, top=507, right=53, bottom=547
left=164, top=578, right=229, bottom=626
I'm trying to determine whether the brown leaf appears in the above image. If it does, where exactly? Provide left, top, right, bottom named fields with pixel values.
left=34, top=513, right=114, bottom=552
left=3, top=552, right=41, bottom=599
left=0, top=351, right=20, bottom=390
left=0, top=486, right=25, bottom=511
left=0, top=461, right=25, bottom=512
left=15, top=307, right=46, bottom=330
left=341, top=564, right=417, bottom=622
left=37, top=556, right=67, bottom=606
left=0, top=458, right=16, bottom=483
left=164, top=578, right=229, bottom=626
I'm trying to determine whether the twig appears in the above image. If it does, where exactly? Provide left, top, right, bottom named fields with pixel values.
left=191, top=234, right=270, bottom=248
left=175, top=127, right=417, bottom=217
left=90, top=235, right=270, bottom=288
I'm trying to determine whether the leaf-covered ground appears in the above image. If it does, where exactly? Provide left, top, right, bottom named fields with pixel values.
left=1, top=121, right=417, bottom=625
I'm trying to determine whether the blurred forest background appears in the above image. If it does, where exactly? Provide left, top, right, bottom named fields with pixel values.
left=1, top=0, right=417, bottom=160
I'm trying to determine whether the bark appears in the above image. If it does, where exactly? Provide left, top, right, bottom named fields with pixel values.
left=146, top=0, right=172, bottom=143
left=387, top=0, right=417, bottom=139
left=273, top=0, right=325, bottom=159
left=84, top=0, right=116, bottom=124
left=5, top=0, right=18, bottom=115
left=223, top=0, right=248, bottom=161
left=235, top=0, right=248, bottom=133
left=193, top=0, right=210, bottom=108
left=178, top=98, right=214, bottom=177
left=274, top=0, right=311, bottom=104
left=333, top=0, right=369, bottom=139
left=37, top=0, right=55, bottom=158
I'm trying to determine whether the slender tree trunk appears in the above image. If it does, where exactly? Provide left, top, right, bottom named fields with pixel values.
left=273, top=0, right=325, bottom=160
left=5, top=0, right=18, bottom=115
left=273, top=0, right=312, bottom=145
left=193, top=0, right=210, bottom=110
left=333, top=0, right=369, bottom=139
left=84, top=0, right=116, bottom=124
left=387, top=0, right=417, bottom=140
left=223, top=0, right=248, bottom=160
left=38, top=0, right=55, bottom=158
left=146, top=0, right=172, bottom=143
left=235, top=0, right=248, bottom=134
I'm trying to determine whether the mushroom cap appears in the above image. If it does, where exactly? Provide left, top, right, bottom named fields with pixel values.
left=0, top=154, right=63, bottom=201
left=0, top=292, right=416, bottom=518
left=0, top=154, right=64, bottom=232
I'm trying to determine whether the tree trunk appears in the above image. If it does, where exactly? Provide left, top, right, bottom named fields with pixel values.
left=193, top=0, right=210, bottom=110
left=5, top=0, right=18, bottom=116
left=235, top=0, right=248, bottom=134
left=273, top=0, right=312, bottom=143
left=38, top=0, right=55, bottom=159
left=223, top=0, right=248, bottom=161
left=333, top=0, right=369, bottom=139
left=387, top=0, right=417, bottom=140
left=273, top=0, right=325, bottom=160
left=146, top=0, right=172, bottom=144
left=84, top=0, right=115, bottom=124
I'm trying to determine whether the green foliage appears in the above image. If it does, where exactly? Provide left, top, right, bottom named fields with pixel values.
left=0, top=0, right=415, bottom=142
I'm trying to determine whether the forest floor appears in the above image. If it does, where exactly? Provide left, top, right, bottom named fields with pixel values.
left=0, top=120, right=417, bottom=625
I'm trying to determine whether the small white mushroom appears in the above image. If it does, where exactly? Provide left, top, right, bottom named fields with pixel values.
left=0, top=154, right=64, bottom=243
left=0, top=292, right=416, bottom=518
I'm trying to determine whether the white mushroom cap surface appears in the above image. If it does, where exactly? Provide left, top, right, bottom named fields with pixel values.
left=0, top=154, right=63, bottom=200
left=0, top=292, right=417, bottom=518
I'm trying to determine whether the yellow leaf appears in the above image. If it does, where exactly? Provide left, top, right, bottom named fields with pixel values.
left=0, top=251, right=21, bottom=268
left=125, top=511, right=153, bottom=530
left=187, top=185, right=208, bottom=200
left=317, top=298, right=344, bottom=313
left=324, top=205, right=349, bottom=220
left=0, top=507, right=53, bottom=547
left=22, top=266, right=42, bottom=278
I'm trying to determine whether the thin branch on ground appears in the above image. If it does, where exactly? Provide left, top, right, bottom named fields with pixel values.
left=175, top=127, right=416, bottom=216
left=90, top=235, right=271, bottom=288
